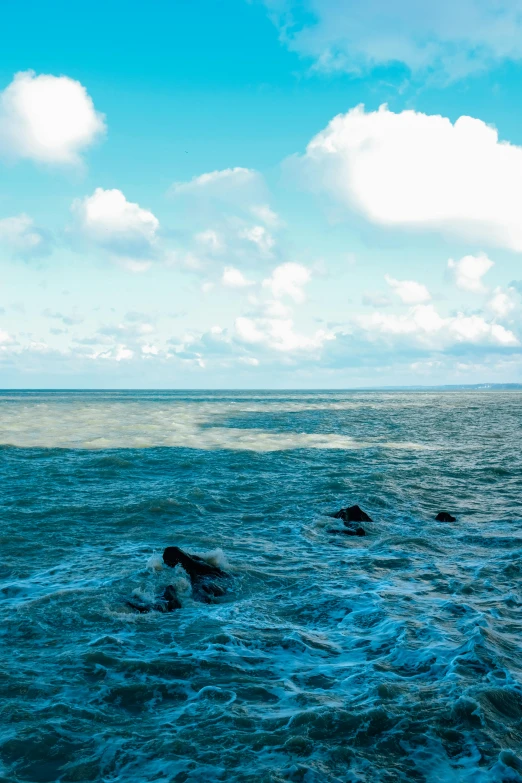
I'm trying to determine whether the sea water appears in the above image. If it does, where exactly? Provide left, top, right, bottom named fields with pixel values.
left=0, top=390, right=521, bottom=782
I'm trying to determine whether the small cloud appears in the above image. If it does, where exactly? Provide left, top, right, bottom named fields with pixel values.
left=0, top=70, right=105, bottom=166
left=239, top=225, right=275, bottom=256
left=195, top=229, right=224, bottom=254
left=222, top=266, right=254, bottom=288
left=385, top=274, right=431, bottom=304
left=487, top=286, right=518, bottom=318
left=356, top=304, right=519, bottom=348
left=234, top=314, right=332, bottom=353
left=90, top=344, right=134, bottom=362
left=249, top=204, right=281, bottom=227
left=448, top=253, right=494, bottom=293
left=0, top=214, right=52, bottom=258
left=113, top=345, right=133, bottom=362
left=263, top=262, right=311, bottom=303
left=72, top=188, right=159, bottom=268
left=169, top=167, right=260, bottom=198
left=141, top=344, right=159, bottom=356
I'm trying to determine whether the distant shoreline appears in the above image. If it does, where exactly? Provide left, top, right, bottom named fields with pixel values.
left=0, top=385, right=521, bottom=393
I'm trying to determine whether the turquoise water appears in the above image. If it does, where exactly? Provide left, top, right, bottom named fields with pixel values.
left=0, top=390, right=521, bottom=783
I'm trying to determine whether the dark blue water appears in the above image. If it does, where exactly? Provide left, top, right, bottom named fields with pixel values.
left=1, top=391, right=521, bottom=782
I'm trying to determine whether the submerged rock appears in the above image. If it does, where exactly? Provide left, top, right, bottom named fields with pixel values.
left=126, top=584, right=181, bottom=614
left=332, top=504, right=373, bottom=524
left=163, top=546, right=228, bottom=578
left=435, top=511, right=456, bottom=522
left=162, top=584, right=182, bottom=611
left=163, top=546, right=230, bottom=601
left=125, top=598, right=151, bottom=614
left=194, top=579, right=227, bottom=602
left=347, top=526, right=366, bottom=537
left=328, top=526, right=366, bottom=537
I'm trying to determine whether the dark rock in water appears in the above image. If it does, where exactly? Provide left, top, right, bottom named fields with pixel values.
left=163, top=546, right=227, bottom=579
left=163, top=546, right=230, bottom=602
left=328, top=526, right=366, bottom=537
left=162, top=584, right=182, bottom=611
left=125, top=584, right=181, bottom=614
left=436, top=511, right=456, bottom=522
left=332, top=504, right=372, bottom=523
left=199, top=580, right=226, bottom=597
left=193, top=580, right=227, bottom=603
left=125, top=598, right=151, bottom=614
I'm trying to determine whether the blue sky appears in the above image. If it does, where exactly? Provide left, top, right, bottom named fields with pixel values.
left=1, top=0, right=522, bottom=388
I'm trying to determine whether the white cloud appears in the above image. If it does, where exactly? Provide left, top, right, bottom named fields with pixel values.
left=195, top=229, right=224, bottom=253
left=265, top=0, right=522, bottom=80
left=0, top=214, right=50, bottom=257
left=0, top=70, right=105, bottom=165
left=170, top=167, right=260, bottom=197
left=447, top=254, right=494, bottom=293
left=357, top=304, right=518, bottom=348
left=235, top=317, right=266, bottom=345
left=142, top=344, right=159, bottom=356
left=222, top=266, right=254, bottom=288
left=72, top=188, right=159, bottom=265
left=385, top=274, right=431, bottom=304
left=262, top=262, right=311, bottom=302
left=250, top=204, right=281, bottom=227
left=487, top=286, right=518, bottom=318
left=114, top=346, right=134, bottom=361
left=449, top=316, right=516, bottom=346
left=90, top=344, right=134, bottom=362
left=239, top=225, right=275, bottom=255
left=175, top=289, right=332, bottom=363
left=299, top=105, right=522, bottom=253
left=168, top=170, right=282, bottom=268
left=235, top=315, right=331, bottom=352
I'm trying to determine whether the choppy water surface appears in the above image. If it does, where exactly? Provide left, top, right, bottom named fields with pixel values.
left=1, top=390, right=521, bottom=783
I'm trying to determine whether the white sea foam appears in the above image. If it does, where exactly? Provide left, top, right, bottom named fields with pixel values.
left=130, top=585, right=156, bottom=604
left=197, top=547, right=230, bottom=571
left=146, top=552, right=163, bottom=571
left=0, top=395, right=430, bottom=451
left=167, top=566, right=192, bottom=601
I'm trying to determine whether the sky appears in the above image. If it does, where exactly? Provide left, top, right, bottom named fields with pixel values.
left=1, top=0, right=522, bottom=388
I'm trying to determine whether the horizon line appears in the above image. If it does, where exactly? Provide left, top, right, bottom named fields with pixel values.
left=0, top=383, right=521, bottom=393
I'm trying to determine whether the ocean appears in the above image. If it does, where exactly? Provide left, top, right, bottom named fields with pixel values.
left=0, top=390, right=521, bottom=782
